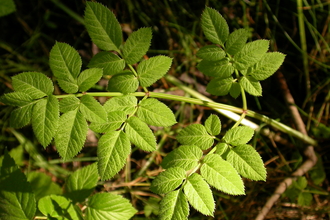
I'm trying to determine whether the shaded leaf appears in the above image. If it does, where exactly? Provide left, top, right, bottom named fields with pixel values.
left=107, top=71, right=139, bottom=94
left=197, top=59, right=234, bottom=78
left=59, top=96, right=80, bottom=113
left=206, top=77, right=233, bottom=96
left=225, top=29, right=249, bottom=55
left=80, top=95, right=107, bottom=123
left=196, top=45, right=225, bottom=61
left=78, top=68, right=103, bottom=92
left=10, top=103, right=34, bottom=128
left=0, top=92, right=33, bottom=107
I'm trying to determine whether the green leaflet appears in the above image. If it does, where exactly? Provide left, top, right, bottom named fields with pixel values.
left=49, top=42, right=81, bottom=93
left=103, top=95, right=137, bottom=115
left=222, top=126, right=254, bottom=146
left=32, top=95, right=59, bottom=147
left=227, top=144, right=267, bottom=181
left=206, top=76, right=234, bottom=97
left=233, top=39, right=269, bottom=70
left=229, top=82, right=241, bottom=98
left=89, top=111, right=126, bottom=133
left=79, top=95, right=107, bottom=123
left=59, top=96, right=80, bottom=113
left=197, top=59, right=234, bottom=78
left=0, top=92, right=33, bottom=107
left=55, top=109, right=88, bottom=161
left=84, top=2, right=122, bottom=52
left=150, top=167, right=186, bottom=194
left=10, top=103, right=34, bottom=128
left=97, top=130, right=131, bottom=180
left=201, top=7, right=229, bottom=47
left=249, top=52, right=286, bottom=81
left=184, top=173, right=215, bottom=217
left=85, top=193, right=137, bottom=220
left=78, top=68, right=103, bottom=92
left=161, top=145, right=203, bottom=171
left=298, top=192, right=313, bottom=206
left=196, top=45, right=226, bottom=61
left=123, top=27, right=152, bottom=64
left=201, top=154, right=245, bottom=195
left=0, top=0, right=16, bottom=17
left=27, top=172, right=62, bottom=201
left=0, top=150, right=36, bottom=220
left=38, top=195, right=83, bottom=219
left=159, top=189, right=189, bottom=220
left=215, top=142, right=229, bottom=157
left=107, top=71, right=139, bottom=94
left=225, top=29, right=249, bottom=55
left=125, top=116, right=156, bottom=152
left=137, top=55, right=172, bottom=87
left=176, top=124, right=214, bottom=150
left=136, top=98, right=177, bottom=127
left=205, top=114, right=221, bottom=136
left=88, top=51, right=125, bottom=75
left=239, top=76, right=262, bottom=96
left=64, top=163, right=99, bottom=203
left=12, top=72, right=54, bottom=99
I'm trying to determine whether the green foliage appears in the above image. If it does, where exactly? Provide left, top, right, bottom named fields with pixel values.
left=0, top=3, right=289, bottom=219
left=0, top=0, right=16, bottom=17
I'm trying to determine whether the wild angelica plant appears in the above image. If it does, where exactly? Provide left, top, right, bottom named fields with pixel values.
left=0, top=2, right=287, bottom=219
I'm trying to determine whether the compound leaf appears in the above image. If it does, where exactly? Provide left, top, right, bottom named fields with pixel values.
left=201, top=7, right=229, bottom=47
left=161, top=145, right=203, bottom=171
left=0, top=92, right=33, bottom=107
left=136, top=98, right=176, bottom=127
left=150, top=167, right=186, bottom=194
left=90, top=111, right=126, bottom=133
left=107, top=71, right=139, bottom=94
left=197, top=59, right=234, bottom=78
left=201, top=154, right=245, bottom=195
left=12, top=72, right=53, bottom=99
left=84, top=2, right=122, bottom=52
left=159, top=190, right=189, bottom=220
left=196, top=45, right=226, bottom=61
left=38, top=195, right=82, bottom=219
left=78, top=68, right=103, bottom=92
left=88, top=51, right=125, bottom=75
left=103, top=95, right=137, bottom=115
left=176, top=124, right=214, bottom=150
left=249, top=52, right=286, bottom=81
left=206, top=77, right=233, bottom=96
left=85, top=193, right=137, bottom=220
left=55, top=109, right=88, bottom=161
left=32, top=95, right=59, bottom=147
left=123, top=27, right=152, bottom=64
left=205, top=114, right=221, bottom=136
left=97, top=131, right=131, bottom=180
left=239, top=76, right=262, bottom=96
left=222, top=126, right=254, bottom=146
left=227, top=144, right=266, bottom=181
left=59, top=96, right=80, bottom=113
left=137, top=56, right=172, bottom=87
left=125, top=116, right=156, bottom=152
left=80, top=95, right=107, bottom=123
left=65, top=162, right=99, bottom=203
left=184, top=173, right=214, bottom=216
left=233, top=39, right=269, bottom=70
left=225, top=29, right=249, bottom=55
left=10, top=103, right=34, bottom=128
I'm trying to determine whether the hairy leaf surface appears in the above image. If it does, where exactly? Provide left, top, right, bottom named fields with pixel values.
left=137, top=56, right=172, bottom=87
left=136, top=98, right=176, bottom=127
left=12, top=72, right=53, bottom=99
left=161, top=145, right=203, bottom=171
left=184, top=173, right=215, bottom=216
left=78, top=68, right=103, bottom=92
left=97, top=131, right=131, bottom=180
left=125, top=116, right=156, bottom=151
left=88, top=51, right=125, bottom=75
left=159, top=190, right=189, bottom=220
left=176, top=124, right=214, bottom=150
left=150, top=167, right=186, bottom=194
left=85, top=193, right=137, bottom=220
left=201, top=7, right=229, bottom=46
left=80, top=95, right=107, bottom=123
left=55, top=109, right=88, bottom=161
left=84, top=2, right=122, bottom=51
left=201, top=154, right=245, bottom=195
left=32, top=95, right=59, bottom=147
left=227, top=144, right=266, bottom=181
left=123, top=27, right=152, bottom=64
